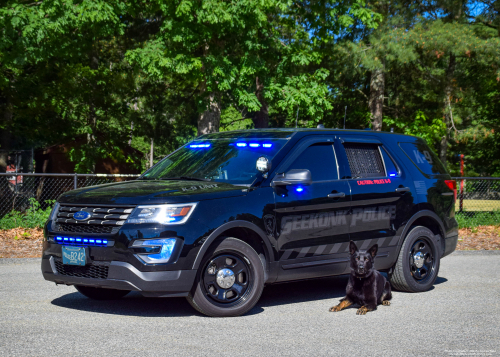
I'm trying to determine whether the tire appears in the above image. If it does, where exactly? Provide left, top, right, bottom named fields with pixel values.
left=187, top=238, right=265, bottom=317
left=75, top=285, right=130, bottom=300
left=390, top=226, right=440, bottom=292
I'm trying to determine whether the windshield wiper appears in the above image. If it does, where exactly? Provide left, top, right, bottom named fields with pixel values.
left=159, top=176, right=212, bottom=182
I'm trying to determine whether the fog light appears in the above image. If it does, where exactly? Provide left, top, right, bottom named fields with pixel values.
left=131, top=238, right=177, bottom=264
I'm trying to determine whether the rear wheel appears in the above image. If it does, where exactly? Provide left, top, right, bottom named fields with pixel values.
left=390, top=226, right=440, bottom=292
left=187, top=238, right=265, bottom=317
left=75, top=285, right=130, bottom=300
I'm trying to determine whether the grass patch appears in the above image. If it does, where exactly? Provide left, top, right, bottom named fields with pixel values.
left=0, top=199, right=55, bottom=230
left=456, top=210, right=500, bottom=229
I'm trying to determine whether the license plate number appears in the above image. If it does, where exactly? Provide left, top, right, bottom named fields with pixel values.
left=62, top=246, right=86, bottom=266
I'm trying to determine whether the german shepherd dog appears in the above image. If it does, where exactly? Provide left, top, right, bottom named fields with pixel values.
left=329, top=241, right=392, bottom=315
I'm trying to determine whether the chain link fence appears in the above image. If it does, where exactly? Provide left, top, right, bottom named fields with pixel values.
left=0, top=173, right=140, bottom=218
left=454, top=177, right=500, bottom=227
left=0, top=173, right=499, bottom=227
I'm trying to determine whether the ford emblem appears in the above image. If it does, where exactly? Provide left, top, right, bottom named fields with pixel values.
left=73, top=211, right=91, bottom=221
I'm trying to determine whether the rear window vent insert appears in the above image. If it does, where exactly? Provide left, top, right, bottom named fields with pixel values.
left=344, top=143, right=386, bottom=178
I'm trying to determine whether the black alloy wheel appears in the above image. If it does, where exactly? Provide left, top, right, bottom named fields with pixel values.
left=409, top=238, right=436, bottom=283
left=390, top=226, right=441, bottom=292
left=202, top=254, right=252, bottom=305
left=187, top=238, right=265, bottom=317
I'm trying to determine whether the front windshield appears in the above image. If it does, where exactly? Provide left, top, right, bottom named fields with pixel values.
left=141, top=139, right=286, bottom=185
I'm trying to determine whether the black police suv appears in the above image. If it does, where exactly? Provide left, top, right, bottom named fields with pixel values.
left=41, top=129, right=459, bottom=317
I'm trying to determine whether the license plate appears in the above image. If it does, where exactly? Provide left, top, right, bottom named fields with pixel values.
left=62, top=246, right=86, bottom=266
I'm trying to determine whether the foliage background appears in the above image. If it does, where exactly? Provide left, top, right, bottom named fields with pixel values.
left=0, top=0, right=498, bottom=176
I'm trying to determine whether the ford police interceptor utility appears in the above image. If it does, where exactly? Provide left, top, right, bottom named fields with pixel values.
left=41, top=129, right=458, bottom=317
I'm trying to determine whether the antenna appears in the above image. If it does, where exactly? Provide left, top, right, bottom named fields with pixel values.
left=344, top=106, right=347, bottom=129
left=296, top=106, right=299, bottom=128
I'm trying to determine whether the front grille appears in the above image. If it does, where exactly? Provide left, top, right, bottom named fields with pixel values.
left=55, top=205, right=135, bottom=235
left=54, top=260, right=109, bottom=279
left=57, top=223, right=115, bottom=234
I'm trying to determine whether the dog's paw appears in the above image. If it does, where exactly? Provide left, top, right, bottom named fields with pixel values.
left=329, top=305, right=341, bottom=312
left=356, top=306, right=368, bottom=315
left=382, top=300, right=391, bottom=306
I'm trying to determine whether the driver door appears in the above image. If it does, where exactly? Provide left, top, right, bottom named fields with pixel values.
left=273, top=136, right=351, bottom=282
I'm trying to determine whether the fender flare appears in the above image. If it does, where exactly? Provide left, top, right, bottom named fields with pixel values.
left=192, top=220, right=275, bottom=270
left=396, top=210, right=446, bottom=256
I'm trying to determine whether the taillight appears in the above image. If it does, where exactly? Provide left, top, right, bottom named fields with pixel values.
left=444, top=180, right=457, bottom=202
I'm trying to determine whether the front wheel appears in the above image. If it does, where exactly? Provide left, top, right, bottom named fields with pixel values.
left=390, top=226, right=440, bottom=292
left=187, top=238, right=265, bottom=317
left=75, top=285, right=130, bottom=300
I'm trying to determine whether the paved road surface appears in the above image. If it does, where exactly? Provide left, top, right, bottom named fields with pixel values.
left=0, top=253, right=499, bottom=356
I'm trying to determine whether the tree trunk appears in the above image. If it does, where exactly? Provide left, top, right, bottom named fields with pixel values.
left=369, top=67, right=385, bottom=131
left=253, top=77, right=269, bottom=128
left=0, top=97, right=13, bottom=173
left=440, top=53, right=456, bottom=167
left=87, top=48, right=99, bottom=172
left=198, top=92, right=221, bottom=135
left=149, top=138, right=154, bottom=168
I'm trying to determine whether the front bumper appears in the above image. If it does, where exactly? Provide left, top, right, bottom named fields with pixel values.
left=41, top=255, right=197, bottom=297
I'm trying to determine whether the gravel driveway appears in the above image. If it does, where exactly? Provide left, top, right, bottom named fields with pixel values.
left=0, top=252, right=498, bottom=356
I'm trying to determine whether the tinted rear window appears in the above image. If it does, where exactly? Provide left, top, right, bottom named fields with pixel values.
left=399, top=142, right=447, bottom=175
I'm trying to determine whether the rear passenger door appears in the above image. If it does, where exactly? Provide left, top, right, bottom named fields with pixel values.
left=337, top=136, right=415, bottom=269
left=273, top=136, right=351, bottom=281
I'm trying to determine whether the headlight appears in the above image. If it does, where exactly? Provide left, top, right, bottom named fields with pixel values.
left=126, top=203, right=198, bottom=225
left=131, top=238, right=178, bottom=264
left=49, top=202, right=60, bottom=221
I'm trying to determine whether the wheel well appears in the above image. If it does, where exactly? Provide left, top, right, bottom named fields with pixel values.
left=214, top=227, right=269, bottom=280
left=409, top=216, right=445, bottom=254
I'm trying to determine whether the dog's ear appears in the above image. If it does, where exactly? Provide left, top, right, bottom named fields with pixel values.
left=349, top=240, right=358, bottom=255
left=367, top=244, right=378, bottom=258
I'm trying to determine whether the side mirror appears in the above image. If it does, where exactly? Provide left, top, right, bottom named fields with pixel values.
left=272, top=169, right=312, bottom=187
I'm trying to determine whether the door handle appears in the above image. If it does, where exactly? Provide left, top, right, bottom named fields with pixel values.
left=441, top=192, right=454, bottom=196
left=327, top=192, right=345, bottom=199
left=395, top=187, right=411, bottom=193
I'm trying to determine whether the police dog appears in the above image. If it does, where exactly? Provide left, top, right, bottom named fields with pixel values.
left=329, top=240, right=392, bottom=315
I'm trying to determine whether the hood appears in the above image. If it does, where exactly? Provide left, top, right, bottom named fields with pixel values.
left=58, top=180, right=248, bottom=205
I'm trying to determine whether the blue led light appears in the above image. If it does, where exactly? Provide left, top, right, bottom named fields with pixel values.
left=296, top=187, right=304, bottom=192
left=236, top=143, right=247, bottom=147
left=189, top=143, right=211, bottom=148
left=389, top=173, right=396, bottom=177
left=263, top=143, right=273, bottom=148
left=249, top=143, right=260, bottom=148
left=53, top=237, right=110, bottom=246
